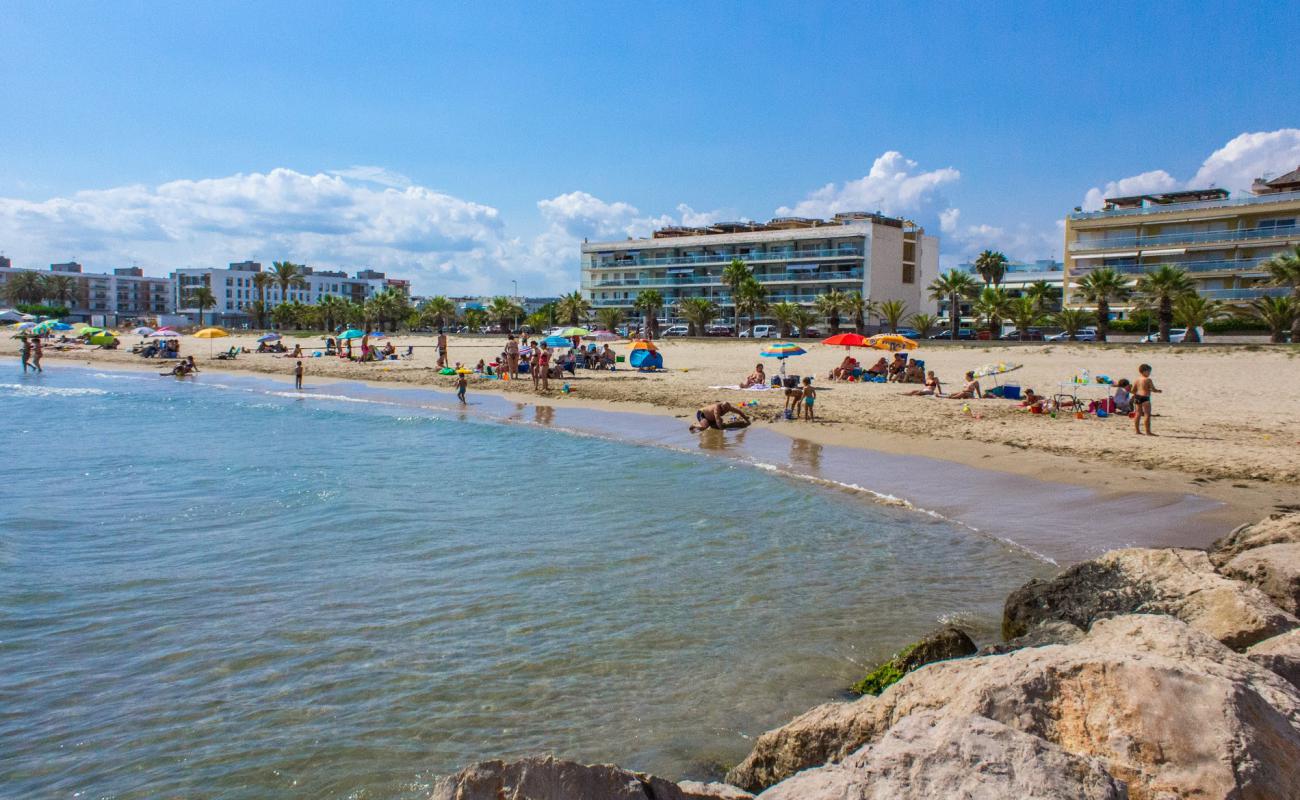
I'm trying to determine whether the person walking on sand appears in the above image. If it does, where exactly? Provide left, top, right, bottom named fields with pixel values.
left=19, top=336, right=32, bottom=373
left=294, top=359, right=304, bottom=390
left=505, top=334, right=520, bottom=379
left=31, top=337, right=43, bottom=372
left=437, top=330, right=449, bottom=368
left=1133, top=363, right=1160, bottom=435
left=455, top=369, right=467, bottom=404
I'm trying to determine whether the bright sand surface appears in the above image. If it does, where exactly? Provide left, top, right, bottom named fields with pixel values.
left=10, top=332, right=1299, bottom=530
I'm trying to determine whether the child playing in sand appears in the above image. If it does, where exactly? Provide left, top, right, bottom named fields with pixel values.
left=799, top=377, right=816, bottom=420
left=783, top=382, right=803, bottom=416
left=1133, top=364, right=1160, bottom=435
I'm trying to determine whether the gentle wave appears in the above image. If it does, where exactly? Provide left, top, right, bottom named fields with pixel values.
left=0, top=383, right=109, bottom=398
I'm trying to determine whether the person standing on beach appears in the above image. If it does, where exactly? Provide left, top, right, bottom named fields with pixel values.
left=505, top=334, right=520, bottom=379
left=294, top=360, right=304, bottom=390
left=799, top=377, right=816, bottom=420
left=537, top=344, right=551, bottom=392
left=19, top=336, right=32, bottom=373
left=1133, top=363, right=1160, bottom=435
left=455, top=369, right=467, bottom=403
left=437, top=330, right=449, bottom=368
left=31, top=337, right=43, bottom=372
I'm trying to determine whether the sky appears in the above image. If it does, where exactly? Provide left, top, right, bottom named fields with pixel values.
left=2, top=1, right=1298, bottom=295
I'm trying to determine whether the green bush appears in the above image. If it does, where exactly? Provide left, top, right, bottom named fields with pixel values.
left=16, top=303, right=70, bottom=317
left=1205, top=316, right=1269, bottom=333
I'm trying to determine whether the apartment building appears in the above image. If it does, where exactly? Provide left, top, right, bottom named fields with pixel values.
left=0, top=261, right=173, bottom=323
left=580, top=212, right=940, bottom=326
left=172, top=262, right=403, bottom=325
left=1063, top=167, right=1300, bottom=307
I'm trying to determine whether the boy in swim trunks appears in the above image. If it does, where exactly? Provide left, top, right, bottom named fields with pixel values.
left=1133, top=363, right=1160, bottom=435
left=799, top=377, right=816, bottom=420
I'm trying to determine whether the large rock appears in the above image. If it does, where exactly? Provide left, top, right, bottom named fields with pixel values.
left=978, top=620, right=1085, bottom=656
left=1003, top=547, right=1297, bottom=649
left=430, top=756, right=691, bottom=800
left=677, top=781, right=754, bottom=799
left=728, top=615, right=1300, bottom=798
left=851, top=627, right=977, bottom=695
left=1221, top=543, right=1300, bottom=615
left=1209, top=510, right=1300, bottom=567
left=1248, top=629, right=1300, bottom=691
left=755, top=711, right=1126, bottom=800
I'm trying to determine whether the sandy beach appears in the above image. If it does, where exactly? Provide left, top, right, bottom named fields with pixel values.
left=10, top=332, right=1299, bottom=524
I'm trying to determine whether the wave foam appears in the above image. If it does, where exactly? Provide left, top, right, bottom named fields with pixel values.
left=0, top=383, right=109, bottom=398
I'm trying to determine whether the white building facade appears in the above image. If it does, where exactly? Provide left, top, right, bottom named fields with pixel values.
left=172, top=262, right=406, bottom=325
left=580, top=213, right=940, bottom=326
left=0, top=262, right=173, bottom=324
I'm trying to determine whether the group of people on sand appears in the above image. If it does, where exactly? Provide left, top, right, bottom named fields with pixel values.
left=902, top=369, right=982, bottom=400
left=1014, top=365, right=1159, bottom=434
left=325, top=334, right=399, bottom=362
left=827, top=352, right=924, bottom=383
left=488, top=334, right=616, bottom=393
left=163, top=356, right=200, bottom=377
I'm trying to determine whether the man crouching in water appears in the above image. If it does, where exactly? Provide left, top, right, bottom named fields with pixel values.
left=690, top=401, right=751, bottom=432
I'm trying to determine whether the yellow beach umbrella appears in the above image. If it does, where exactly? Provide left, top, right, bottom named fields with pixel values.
left=193, top=327, right=230, bottom=358
left=867, top=334, right=918, bottom=352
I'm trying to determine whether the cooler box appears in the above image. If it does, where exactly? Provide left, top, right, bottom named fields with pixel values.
left=1002, top=384, right=1022, bottom=400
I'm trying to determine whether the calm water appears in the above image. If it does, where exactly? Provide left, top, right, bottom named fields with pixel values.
left=0, top=368, right=1052, bottom=798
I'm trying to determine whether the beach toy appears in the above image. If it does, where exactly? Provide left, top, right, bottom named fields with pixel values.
left=562, top=383, right=570, bottom=393
left=961, top=404, right=972, bottom=416
left=1074, top=410, right=1085, bottom=420
left=1096, top=407, right=1109, bottom=418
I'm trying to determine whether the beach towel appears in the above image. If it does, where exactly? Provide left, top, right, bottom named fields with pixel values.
left=708, top=384, right=772, bottom=391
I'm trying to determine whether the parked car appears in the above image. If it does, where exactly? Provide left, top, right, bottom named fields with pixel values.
left=740, top=324, right=777, bottom=338
left=892, top=327, right=922, bottom=339
left=1000, top=327, right=1047, bottom=341
left=662, top=324, right=690, bottom=337
left=1046, top=327, right=1097, bottom=342
left=928, top=328, right=977, bottom=340
left=705, top=324, right=735, bottom=337
left=791, top=326, right=822, bottom=338
left=1140, top=327, right=1203, bottom=343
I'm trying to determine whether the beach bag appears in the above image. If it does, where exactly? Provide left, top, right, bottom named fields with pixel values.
left=1002, top=384, right=1021, bottom=400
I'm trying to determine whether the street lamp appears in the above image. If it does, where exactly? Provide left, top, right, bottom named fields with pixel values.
left=511, top=280, right=519, bottom=332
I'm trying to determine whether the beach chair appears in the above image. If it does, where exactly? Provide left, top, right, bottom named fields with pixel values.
left=215, top=346, right=239, bottom=361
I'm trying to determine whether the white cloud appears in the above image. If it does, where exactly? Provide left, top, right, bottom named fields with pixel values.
left=777, top=151, right=960, bottom=218
left=328, top=165, right=414, bottom=189
left=0, top=167, right=567, bottom=295
left=1081, top=128, right=1300, bottom=210
left=939, top=207, right=960, bottom=234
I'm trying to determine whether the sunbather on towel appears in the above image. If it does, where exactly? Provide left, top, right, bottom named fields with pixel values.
left=741, top=363, right=767, bottom=388
left=903, top=371, right=941, bottom=396
left=946, top=371, right=982, bottom=400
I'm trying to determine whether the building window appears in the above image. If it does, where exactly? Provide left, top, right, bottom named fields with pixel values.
left=902, top=264, right=915, bottom=284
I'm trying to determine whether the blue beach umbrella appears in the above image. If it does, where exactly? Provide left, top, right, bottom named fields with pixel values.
left=760, top=342, right=806, bottom=375
left=337, top=329, right=366, bottom=340
left=542, top=335, right=572, bottom=348
left=257, top=333, right=281, bottom=342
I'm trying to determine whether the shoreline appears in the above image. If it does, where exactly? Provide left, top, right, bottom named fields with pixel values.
left=33, top=358, right=1272, bottom=563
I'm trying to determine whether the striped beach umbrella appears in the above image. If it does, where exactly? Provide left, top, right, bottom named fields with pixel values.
left=760, top=342, right=806, bottom=358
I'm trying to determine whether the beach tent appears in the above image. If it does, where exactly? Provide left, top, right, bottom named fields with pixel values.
left=542, top=335, right=572, bottom=348
left=628, top=340, right=662, bottom=370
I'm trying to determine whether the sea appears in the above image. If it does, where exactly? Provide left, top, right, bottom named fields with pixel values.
left=1, top=365, right=1208, bottom=798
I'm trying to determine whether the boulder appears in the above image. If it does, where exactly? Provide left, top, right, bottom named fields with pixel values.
left=850, top=627, right=977, bottom=695
left=430, top=756, right=691, bottom=800
left=1209, top=510, right=1300, bottom=567
left=728, top=615, right=1300, bottom=798
left=755, top=711, right=1126, bottom=800
left=1003, top=547, right=1297, bottom=649
left=677, top=781, right=754, bottom=799
left=1220, top=543, right=1300, bottom=615
left=978, top=620, right=1085, bottom=656
left=1248, top=629, right=1300, bottom=691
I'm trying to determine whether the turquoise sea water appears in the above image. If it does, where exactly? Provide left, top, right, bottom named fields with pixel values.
left=0, top=368, right=1052, bottom=798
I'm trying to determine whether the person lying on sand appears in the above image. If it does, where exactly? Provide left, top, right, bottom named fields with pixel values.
left=946, top=371, right=982, bottom=400
left=741, top=363, right=767, bottom=388
left=903, top=370, right=941, bottom=396
left=690, top=401, right=751, bottom=432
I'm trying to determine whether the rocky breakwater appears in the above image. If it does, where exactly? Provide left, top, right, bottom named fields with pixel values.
left=432, top=512, right=1300, bottom=799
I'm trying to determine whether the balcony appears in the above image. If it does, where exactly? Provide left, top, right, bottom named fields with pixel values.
left=585, top=269, right=863, bottom=289
left=1070, top=189, right=1300, bottom=220
left=1099, top=258, right=1275, bottom=276
left=1070, top=223, right=1300, bottom=252
left=588, top=246, right=864, bottom=270
left=1199, top=287, right=1289, bottom=301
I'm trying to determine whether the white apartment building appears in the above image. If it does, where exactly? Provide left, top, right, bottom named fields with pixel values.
left=172, top=262, right=407, bottom=325
left=580, top=212, right=940, bottom=326
left=0, top=261, right=172, bottom=324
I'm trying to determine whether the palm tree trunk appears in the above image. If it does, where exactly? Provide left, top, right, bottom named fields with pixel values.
left=1292, top=287, right=1300, bottom=343
left=854, top=311, right=864, bottom=334
left=1097, top=300, right=1109, bottom=342
left=950, top=293, right=959, bottom=341
left=1159, top=298, right=1172, bottom=342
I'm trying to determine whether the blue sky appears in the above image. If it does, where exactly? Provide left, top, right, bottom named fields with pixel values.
left=2, top=1, right=1298, bottom=294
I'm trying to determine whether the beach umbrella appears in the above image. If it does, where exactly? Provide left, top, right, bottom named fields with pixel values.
left=132, top=326, right=155, bottom=336
left=51, top=322, right=73, bottom=330
left=821, top=332, right=870, bottom=349
left=973, top=362, right=1023, bottom=387
left=543, top=335, right=572, bottom=348
left=31, top=320, right=58, bottom=334
left=866, top=334, right=918, bottom=352
left=760, top=342, right=806, bottom=375
left=256, top=332, right=281, bottom=342
left=629, top=339, right=657, bottom=352
left=368, top=331, right=386, bottom=338
left=337, top=329, right=366, bottom=340
left=76, top=325, right=103, bottom=335
left=557, top=326, right=590, bottom=337
left=149, top=329, right=180, bottom=337
left=194, top=326, right=230, bottom=357
left=583, top=330, right=620, bottom=342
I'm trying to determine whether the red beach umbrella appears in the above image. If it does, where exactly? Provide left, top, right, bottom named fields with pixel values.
left=821, top=332, right=870, bottom=349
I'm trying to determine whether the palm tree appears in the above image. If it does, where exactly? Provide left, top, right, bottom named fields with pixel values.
left=1076, top=267, right=1131, bottom=342
left=41, top=274, right=78, bottom=307
left=974, top=250, right=1009, bottom=287
left=317, top=295, right=348, bottom=332
left=270, top=261, right=308, bottom=304
left=487, top=296, right=522, bottom=332
left=843, top=291, right=873, bottom=334
left=253, top=271, right=274, bottom=308
left=972, top=286, right=1013, bottom=339
left=770, top=301, right=800, bottom=338
left=2, top=271, right=45, bottom=305
left=1263, top=244, right=1300, bottom=344
left=908, top=313, right=938, bottom=338
left=928, top=269, right=978, bottom=341
left=677, top=297, right=718, bottom=336
left=790, top=306, right=818, bottom=338
left=1172, top=295, right=1226, bottom=343
left=594, top=306, right=624, bottom=333
left=1134, top=265, right=1196, bottom=343
left=812, top=289, right=848, bottom=334
left=1248, top=296, right=1296, bottom=343
left=421, top=295, right=457, bottom=331
left=721, top=258, right=752, bottom=335
left=632, top=289, right=663, bottom=339
left=877, top=299, right=908, bottom=333
left=248, top=300, right=268, bottom=328
left=524, top=311, right=549, bottom=333
left=736, top=278, right=769, bottom=334
left=1008, top=296, right=1041, bottom=341
left=556, top=290, right=591, bottom=326
left=1052, top=307, right=1095, bottom=341
left=1026, top=280, right=1060, bottom=315
left=189, top=287, right=217, bottom=327
left=462, top=307, right=488, bottom=333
